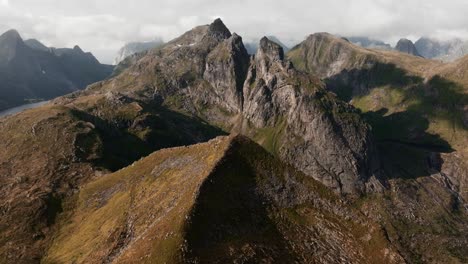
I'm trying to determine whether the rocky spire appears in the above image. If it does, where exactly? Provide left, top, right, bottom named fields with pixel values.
left=207, top=18, right=232, bottom=40
left=258, top=37, right=284, bottom=61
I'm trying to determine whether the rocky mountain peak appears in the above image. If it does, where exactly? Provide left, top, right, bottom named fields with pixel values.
left=258, top=36, right=284, bottom=61
left=207, top=18, right=232, bottom=40
left=73, top=45, right=84, bottom=53
left=0, top=29, right=22, bottom=42
left=0, top=29, right=26, bottom=64
left=395, top=38, right=421, bottom=56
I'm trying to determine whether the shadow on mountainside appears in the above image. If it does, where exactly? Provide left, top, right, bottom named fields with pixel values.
left=362, top=108, right=453, bottom=179
left=70, top=103, right=226, bottom=172
left=325, top=63, right=468, bottom=179
left=325, top=62, right=423, bottom=102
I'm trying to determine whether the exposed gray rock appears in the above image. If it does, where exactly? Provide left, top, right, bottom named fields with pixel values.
left=395, top=38, right=421, bottom=56
left=415, top=37, right=468, bottom=61
left=241, top=37, right=381, bottom=194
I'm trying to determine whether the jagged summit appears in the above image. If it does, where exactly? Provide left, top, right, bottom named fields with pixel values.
left=258, top=36, right=285, bottom=61
left=73, top=45, right=83, bottom=52
left=207, top=18, right=231, bottom=39
left=395, top=38, right=421, bottom=56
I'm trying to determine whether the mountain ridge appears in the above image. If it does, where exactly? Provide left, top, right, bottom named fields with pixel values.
left=0, top=29, right=113, bottom=111
left=0, top=19, right=467, bottom=263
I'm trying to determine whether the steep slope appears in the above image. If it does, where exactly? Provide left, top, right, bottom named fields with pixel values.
left=287, top=31, right=468, bottom=262
left=0, top=29, right=113, bottom=111
left=0, top=98, right=224, bottom=262
left=3, top=19, right=467, bottom=263
left=0, top=19, right=383, bottom=261
left=69, top=20, right=380, bottom=195
left=44, top=135, right=402, bottom=264
left=395, top=38, right=421, bottom=57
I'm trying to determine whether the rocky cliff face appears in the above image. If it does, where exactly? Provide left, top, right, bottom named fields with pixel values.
left=241, top=37, right=382, bottom=194
left=395, top=38, right=421, bottom=56
left=83, top=20, right=381, bottom=195
left=243, top=35, right=291, bottom=55
left=287, top=31, right=468, bottom=262
left=1, top=19, right=467, bottom=263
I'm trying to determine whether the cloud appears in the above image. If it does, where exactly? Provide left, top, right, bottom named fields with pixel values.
left=1, top=0, right=468, bottom=63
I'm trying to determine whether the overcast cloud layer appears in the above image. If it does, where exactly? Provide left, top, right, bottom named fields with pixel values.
left=1, top=0, right=468, bottom=64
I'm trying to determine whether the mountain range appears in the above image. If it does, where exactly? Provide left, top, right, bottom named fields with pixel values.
left=415, top=37, right=468, bottom=62
left=0, top=19, right=467, bottom=263
left=0, top=29, right=113, bottom=111
left=347, top=35, right=468, bottom=61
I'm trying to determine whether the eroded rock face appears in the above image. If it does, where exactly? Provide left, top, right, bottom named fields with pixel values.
left=203, top=33, right=250, bottom=112
left=241, top=37, right=381, bottom=194
left=66, top=20, right=382, bottom=195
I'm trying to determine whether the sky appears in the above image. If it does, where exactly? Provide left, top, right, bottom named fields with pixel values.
left=1, top=0, right=468, bottom=64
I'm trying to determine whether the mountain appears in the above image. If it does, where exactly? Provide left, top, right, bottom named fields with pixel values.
left=243, top=35, right=290, bottom=54
left=113, top=40, right=164, bottom=65
left=347, top=36, right=392, bottom=50
left=415, top=37, right=468, bottom=62
left=288, top=32, right=468, bottom=261
left=0, top=19, right=383, bottom=262
left=395, top=38, right=421, bottom=56
left=0, top=29, right=113, bottom=111
left=43, top=135, right=402, bottom=263
left=0, top=19, right=467, bottom=263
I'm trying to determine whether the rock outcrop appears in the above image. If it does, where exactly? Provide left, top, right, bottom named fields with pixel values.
left=395, top=38, right=421, bottom=56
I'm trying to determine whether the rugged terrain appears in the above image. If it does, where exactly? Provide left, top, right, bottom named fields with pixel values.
left=43, top=135, right=402, bottom=263
left=0, top=19, right=467, bottom=263
left=415, top=37, right=468, bottom=62
left=288, top=31, right=468, bottom=262
left=0, top=29, right=113, bottom=111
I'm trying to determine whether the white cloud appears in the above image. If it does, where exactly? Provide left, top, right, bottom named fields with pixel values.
left=1, top=0, right=468, bottom=63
